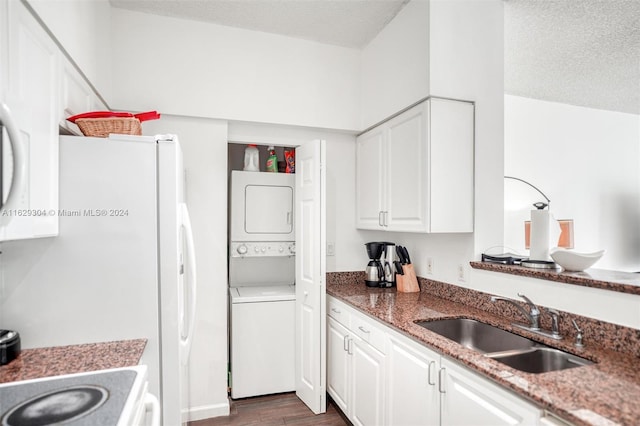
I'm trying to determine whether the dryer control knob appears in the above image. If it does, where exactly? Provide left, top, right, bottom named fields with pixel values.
left=279, top=246, right=284, bottom=253
left=237, top=244, right=248, bottom=255
left=254, top=246, right=260, bottom=253
left=261, top=247, right=267, bottom=253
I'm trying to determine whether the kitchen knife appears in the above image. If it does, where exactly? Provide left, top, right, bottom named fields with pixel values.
left=402, top=246, right=412, bottom=264
left=394, top=261, right=404, bottom=275
left=396, top=245, right=406, bottom=264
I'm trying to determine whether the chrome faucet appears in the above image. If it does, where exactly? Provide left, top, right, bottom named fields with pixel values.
left=544, top=308, right=562, bottom=339
left=490, top=293, right=540, bottom=330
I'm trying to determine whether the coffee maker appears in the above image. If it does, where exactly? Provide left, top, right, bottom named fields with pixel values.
left=364, top=242, right=396, bottom=288
left=364, top=242, right=385, bottom=287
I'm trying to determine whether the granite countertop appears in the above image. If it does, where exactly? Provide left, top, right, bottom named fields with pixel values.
left=327, top=273, right=640, bottom=426
left=471, top=261, right=640, bottom=295
left=0, top=339, right=147, bottom=384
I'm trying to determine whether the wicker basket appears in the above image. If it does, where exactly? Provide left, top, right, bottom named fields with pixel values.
left=75, top=117, right=142, bottom=137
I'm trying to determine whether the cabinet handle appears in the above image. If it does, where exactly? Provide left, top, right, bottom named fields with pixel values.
left=358, top=326, right=370, bottom=334
left=343, top=334, right=349, bottom=352
left=384, top=211, right=389, bottom=227
left=331, top=308, right=341, bottom=314
left=378, top=211, right=383, bottom=227
left=347, top=337, right=353, bottom=355
left=427, top=361, right=436, bottom=386
left=438, top=367, right=446, bottom=394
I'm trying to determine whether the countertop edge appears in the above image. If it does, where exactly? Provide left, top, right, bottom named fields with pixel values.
left=0, top=338, right=148, bottom=384
left=470, top=261, right=640, bottom=295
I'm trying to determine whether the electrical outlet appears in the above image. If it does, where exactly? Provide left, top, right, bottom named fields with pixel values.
left=327, top=242, right=335, bottom=256
left=457, top=264, right=466, bottom=282
left=426, top=257, right=434, bottom=275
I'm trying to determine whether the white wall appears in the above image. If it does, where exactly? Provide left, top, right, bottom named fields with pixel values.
left=504, top=95, right=640, bottom=272
left=26, top=0, right=112, bottom=100
left=429, top=0, right=505, bottom=262
left=470, top=268, right=640, bottom=329
left=142, top=116, right=230, bottom=420
left=360, top=0, right=429, bottom=129
left=109, top=8, right=360, bottom=131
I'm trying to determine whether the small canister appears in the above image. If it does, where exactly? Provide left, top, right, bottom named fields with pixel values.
left=0, top=330, right=21, bottom=365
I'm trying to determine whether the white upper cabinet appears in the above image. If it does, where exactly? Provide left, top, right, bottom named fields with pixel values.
left=356, top=98, right=474, bottom=233
left=385, top=103, right=428, bottom=231
left=60, top=55, right=109, bottom=135
left=355, top=125, right=385, bottom=229
left=60, top=56, right=92, bottom=135
left=0, top=0, right=59, bottom=240
left=0, top=1, right=7, bottom=100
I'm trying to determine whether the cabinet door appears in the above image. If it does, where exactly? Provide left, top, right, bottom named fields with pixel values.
left=0, top=0, right=7, bottom=99
left=385, top=102, right=428, bottom=232
left=2, top=0, right=59, bottom=240
left=440, top=358, right=541, bottom=426
left=60, top=57, right=92, bottom=135
left=386, top=334, right=440, bottom=426
left=327, top=317, right=350, bottom=415
left=350, top=335, right=385, bottom=426
left=355, top=125, right=385, bottom=229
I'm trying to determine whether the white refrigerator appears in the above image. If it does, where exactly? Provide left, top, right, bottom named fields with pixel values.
left=0, top=134, right=197, bottom=426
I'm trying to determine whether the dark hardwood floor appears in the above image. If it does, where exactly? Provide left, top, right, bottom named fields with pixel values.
left=189, top=393, right=350, bottom=426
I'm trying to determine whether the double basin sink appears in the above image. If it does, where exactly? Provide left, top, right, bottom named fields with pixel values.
left=416, top=318, right=594, bottom=374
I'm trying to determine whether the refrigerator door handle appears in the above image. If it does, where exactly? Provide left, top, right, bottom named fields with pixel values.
left=180, top=202, right=197, bottom=360
left=0, top=101, right=28, bottom=220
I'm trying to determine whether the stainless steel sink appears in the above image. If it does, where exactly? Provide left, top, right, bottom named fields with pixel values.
left=416, top=318, right=537, bottom=353
left=416, top=318, right=595, bottom=374
left=486, top=347, right=593, bottom=374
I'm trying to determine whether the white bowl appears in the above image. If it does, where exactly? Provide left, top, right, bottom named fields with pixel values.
left=550, top=248, right=605, bottom=272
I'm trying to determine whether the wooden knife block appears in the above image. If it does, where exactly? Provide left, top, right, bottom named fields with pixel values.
left=397, top=264, right=419, bottom=293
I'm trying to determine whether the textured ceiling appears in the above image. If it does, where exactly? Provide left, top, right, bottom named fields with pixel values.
left=109, top=0, right=640, bottom=115
left=109, top=0, right=409, bottom=49
left=505, top=0, right=640, bottom=115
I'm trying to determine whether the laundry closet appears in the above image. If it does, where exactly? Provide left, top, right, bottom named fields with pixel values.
left=227, top=143, right=297, bottom=399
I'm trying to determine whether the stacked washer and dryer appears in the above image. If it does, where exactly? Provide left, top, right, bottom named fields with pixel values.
left=228, top=170, right=297, bottom=399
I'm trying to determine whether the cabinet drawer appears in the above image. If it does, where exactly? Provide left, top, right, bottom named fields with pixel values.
left=328, top=297, right=351, bottom=328
left=351, top=311, right=386, bottom=354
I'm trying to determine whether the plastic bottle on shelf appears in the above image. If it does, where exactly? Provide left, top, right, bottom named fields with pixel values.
left=243, top=144, right=259, bottom=172
left=265, top=145, right=278, bottom=173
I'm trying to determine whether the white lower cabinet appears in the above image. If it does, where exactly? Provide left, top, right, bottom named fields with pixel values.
left=350, top=334, right=385, bottom=426
left=327, top=299, right=386, bottom=426
left=386, top=334, right=440, bottom=425
left=327, top=317, right=350, bottom=414
left=327, top=296, right=548, bottom=426
left=439, top=358, right=540, bottom=425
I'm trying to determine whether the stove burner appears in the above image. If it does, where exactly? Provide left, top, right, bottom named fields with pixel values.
left=2, top=385, right=109, bottom=426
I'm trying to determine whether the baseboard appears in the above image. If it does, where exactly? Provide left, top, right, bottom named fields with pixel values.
left=182, top=400, right=230, bottom=422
